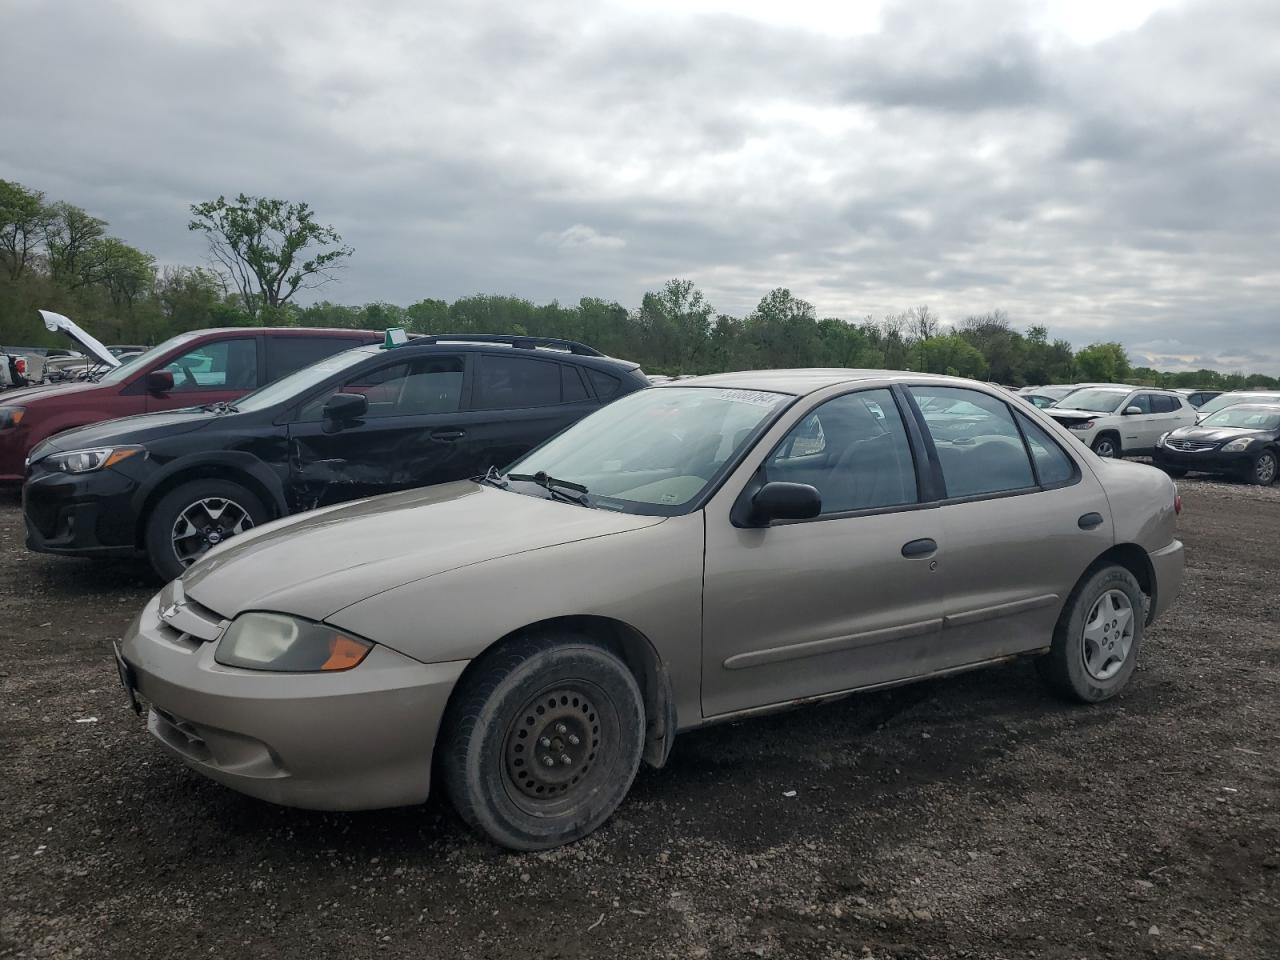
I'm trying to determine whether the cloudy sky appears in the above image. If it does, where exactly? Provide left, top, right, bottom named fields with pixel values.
left=3, top=0, right=1278, bottom=371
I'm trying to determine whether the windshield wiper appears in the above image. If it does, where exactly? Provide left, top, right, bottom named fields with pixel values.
left=199, top=401, right=239, bottom=414
left=476, top=465, right=509, bottom=489
left=506, top=471, right=591, bottom=506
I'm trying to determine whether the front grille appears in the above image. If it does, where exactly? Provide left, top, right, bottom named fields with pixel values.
left=159, top=596, right=227, bottom=643
left=1165, top=439, right=1217, bottom=452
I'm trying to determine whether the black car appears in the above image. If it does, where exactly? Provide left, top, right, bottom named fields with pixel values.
left=23, top=334, right=648, bottom=579
left=1154, top=403, right=1280, bottom=485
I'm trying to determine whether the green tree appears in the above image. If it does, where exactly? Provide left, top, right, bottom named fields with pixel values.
left=1074, top=342, right=1131, bottom=382
left=911, top=333, right=988, bottom=379
left=0, top=180, right=52, bottom=280
left=637, top=279, right=714, bottom=373
left=43, top=201, right=107, bottom=287
left=188, top=194, right=353, bottom=319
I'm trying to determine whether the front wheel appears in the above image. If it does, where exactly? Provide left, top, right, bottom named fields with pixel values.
left=1037, top=564, right=1144, bottom=703
left=1091, top=435, right=1119, bottom=459
left=1249, top=449, right=1278, bottom=486
left=143, top=478, right=268, bottom=581
left=440, top=633, right=645, bottom=850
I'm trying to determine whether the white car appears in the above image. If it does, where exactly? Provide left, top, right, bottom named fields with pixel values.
left=1193, top=390, right=1280, bottom=423
left=1048, top=386, right=1196, bottom=459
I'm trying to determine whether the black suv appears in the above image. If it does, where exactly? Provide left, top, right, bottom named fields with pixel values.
left=24, top=335, right=647, bottom=579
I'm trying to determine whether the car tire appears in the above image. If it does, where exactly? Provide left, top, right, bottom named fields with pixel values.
left=1091, top=435, right=1120, bottom=459
left=1248, top=450, right=1278, bottom=486
left=440, top=633, right=645, bottom=851
left=143, top=479, right=268, bottom=582
left=1037, top=564, right=1144, bottom=703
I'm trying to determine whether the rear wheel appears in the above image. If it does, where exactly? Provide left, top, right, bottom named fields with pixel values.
left=440, top=633, right=645, bottom=851
left=1037, top=564, right=1144, bottom=703
left=143, top=478, right=268, bottom=581
left=1249, top=450, right=1277, bottom=486
left=1091, top=435, right=1120, bottom=459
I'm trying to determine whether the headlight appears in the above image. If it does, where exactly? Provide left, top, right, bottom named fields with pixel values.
left=42, top=446, right=145, bottom=474
left=0, top=406, right=25, bottom=429
left=214, top=612, right=373, bottom=672
left=1222, top=437, right=1254, bottom=453
left=1068, top=420, right=1096, bottom=431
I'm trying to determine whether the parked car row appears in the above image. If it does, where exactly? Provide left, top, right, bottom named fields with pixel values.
left=6, top=312, right=1188, bottom=851
left=1012, top=382, right=1280, bottom=485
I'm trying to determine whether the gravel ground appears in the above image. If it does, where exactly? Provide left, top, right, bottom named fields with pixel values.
left=1, top=478, right=1277, bottom=959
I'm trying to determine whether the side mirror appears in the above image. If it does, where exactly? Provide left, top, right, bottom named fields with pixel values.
left=1124, top=405, right=1143, bottom=416
left=323, top=392, right=368, bottom=423
left=750, top=481, right=822, bottom=524
left=146, top=370, right=174, bottom=394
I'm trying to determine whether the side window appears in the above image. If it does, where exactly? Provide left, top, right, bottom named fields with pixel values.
left=266, top=336, right=360, bottom=381
left=161, top=338, right=258, bottom=392
left=1015, top=412, right=1077, bottom=487
left=763, top=388, right=917, bottom=514
left=1128, top=394, right=1153, bottom=414
left=587, top=368, right=621, bottom=400
left=910, top=386, right=1035, bottom=498
left=300, top=356, right=464, bottom=420
left=562, top=364, right=589, bottom=402
left=473, top=355, right=560, bottom=410
left=1151, top=395, right=1178, bottom=414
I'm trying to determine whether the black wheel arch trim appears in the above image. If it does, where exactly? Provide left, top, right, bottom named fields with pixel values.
left=130, top=452, right=289, bottom=535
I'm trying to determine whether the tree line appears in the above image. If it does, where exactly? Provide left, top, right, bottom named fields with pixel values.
left=2, top=179, right=1275, bottom=390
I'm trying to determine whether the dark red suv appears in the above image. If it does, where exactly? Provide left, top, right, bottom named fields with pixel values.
left=0, top=327, right=379, bottom=481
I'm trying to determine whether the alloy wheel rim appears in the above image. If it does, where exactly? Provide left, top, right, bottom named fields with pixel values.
left=1095, top=439, right=1116, bottom=458
left=504, top=686, right=603, bottom=805
left=171, top=497, right=254, bottom=566
left=1081, top=589, right=1134, bottom=682
left=1257, top=453, right=1276, bottom=484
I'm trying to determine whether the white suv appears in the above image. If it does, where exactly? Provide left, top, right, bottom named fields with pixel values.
left=1048, top=387, right=1197, bottom=458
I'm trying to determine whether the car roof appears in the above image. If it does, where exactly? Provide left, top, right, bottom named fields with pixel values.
left=384, top=336, right=639, bottom=370
left=185, top=327, right=380, bottom=338
left=655, top=369, right=981, bottom=397
left=1219, top=403, right=1280, bottom=411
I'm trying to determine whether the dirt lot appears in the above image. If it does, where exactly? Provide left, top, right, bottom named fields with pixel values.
left=1, top=480, right=1277, bottom=960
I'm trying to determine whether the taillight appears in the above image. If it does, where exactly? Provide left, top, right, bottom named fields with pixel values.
left=1174, top=493, right=1182, bottom=516
left=14, top=358, right=26, bottom=375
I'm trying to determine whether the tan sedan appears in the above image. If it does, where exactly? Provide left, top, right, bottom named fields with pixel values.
left=118, top=370, right=1184, bottom=849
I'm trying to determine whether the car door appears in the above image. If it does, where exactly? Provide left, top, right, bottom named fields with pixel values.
left=284, top=353, right=472, bottom=509
left=455, top=353, right=601, bottom=475
left=144, top=336, right=261, bottom=412
left=1115, top=391, right=1156, bottom=453
left=907, top=385, right=1114, bottom=663
left=700, top=386, right=946, bottom=718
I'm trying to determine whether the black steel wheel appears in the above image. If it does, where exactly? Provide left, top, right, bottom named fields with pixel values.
left=441, top=633, right=645, bottom=850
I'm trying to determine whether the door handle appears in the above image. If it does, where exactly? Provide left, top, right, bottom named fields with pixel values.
left=1078, top=512, right=1104, bottom=530
left=430, top=429, right=466, bottom=442
left=901, top=538, right=937, bottom=558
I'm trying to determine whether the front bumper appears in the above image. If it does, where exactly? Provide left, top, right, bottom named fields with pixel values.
left=1146, top=539, right=1184, bottom=625
left=120, top=592, right=468, bottom=810
left=23, top=463, right=141, bottom=556
left=1153, top=447, right=1252, bottom=476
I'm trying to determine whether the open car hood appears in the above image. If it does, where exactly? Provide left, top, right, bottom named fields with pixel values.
left=38, top=310, right=119, bottom=369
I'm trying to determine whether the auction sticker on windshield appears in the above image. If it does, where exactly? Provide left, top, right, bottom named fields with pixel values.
left=709, top=389, right=786, bottom=407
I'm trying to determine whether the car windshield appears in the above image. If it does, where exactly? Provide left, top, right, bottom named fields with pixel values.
left=233, top=346, right=379, bottom=413
left=1055, top=388, right=1129, bottom=413
left=1195, top=393, right=1277, bottom=417
left=97, top=332, right=204, bottom=384
left=1201, top=407, right=1280, bottom=430
left=507, top=386, right=791, bottom=514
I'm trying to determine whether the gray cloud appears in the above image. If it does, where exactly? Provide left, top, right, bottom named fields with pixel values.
left=2, top=0, right=1278, bottom=371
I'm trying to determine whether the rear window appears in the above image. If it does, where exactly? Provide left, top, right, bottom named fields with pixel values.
left=587, top=368, right=621, bottom=399
left=267, top=336, right=367, bottom=380
left=473, top=355, right=561, bottom=409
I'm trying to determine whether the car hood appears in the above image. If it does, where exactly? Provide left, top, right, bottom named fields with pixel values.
left=181, top=481, right=666, bottom=622
left=0, top=380, right=104, bottom=406
left=39, top=310, right=119, bottom=368
left=29, top=407, right=219, bottom=460
left=1048, top=407, right=1111, bottom=420
left=1168, top=426, right=1271, bottom=443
